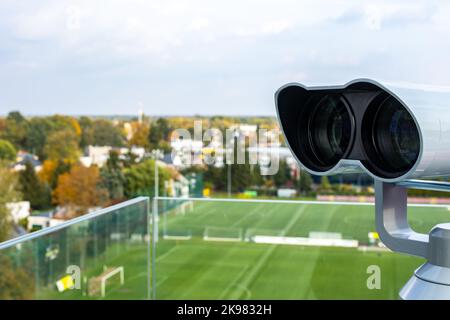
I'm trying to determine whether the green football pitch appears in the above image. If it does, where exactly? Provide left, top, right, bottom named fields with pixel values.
left=42, top=200, right=450, bottom=299
left=151, top=200, right=450, bottom=299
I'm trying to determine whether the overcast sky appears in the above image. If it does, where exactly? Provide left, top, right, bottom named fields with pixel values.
left=1, top=0, right=450, bottom=116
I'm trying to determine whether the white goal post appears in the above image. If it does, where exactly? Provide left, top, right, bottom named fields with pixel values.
left=203, top=226, right=243, bottom=242
left=100, top=266, right=124, bottom=298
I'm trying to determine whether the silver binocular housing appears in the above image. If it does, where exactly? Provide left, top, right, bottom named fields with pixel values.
left=275, top=79, right=450, bottom=182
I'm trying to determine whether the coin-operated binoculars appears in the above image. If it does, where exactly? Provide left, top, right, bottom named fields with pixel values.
left=275, top=79, right=450, bottom=299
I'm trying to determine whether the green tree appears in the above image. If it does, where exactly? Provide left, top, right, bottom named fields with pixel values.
left=319, top=176, right=332, bottom=193
left=25, top=117, right=54, bottom=159
left=1, top=111, right=28, bottom=150
left=44, top=129, right=80, bottom=162
left=203, top=165, right=226, bottom=191
left=79, top=116, right=94, bottom=148
left=100, top=151, right=126, bottom=200
left=273, top=160, right=290, bottom=187
left=18, top=161, right=51, bottom=210
left=86, top=119, right=125, bottom=147
left=0, top=162, right=22, bottom=241
left=229, top=162, right=254, bottom=192
left=298, top=169, right=313, bottom=195
left=148, top=118, right=171, bottom=149
left=0, top=139, right=16, bottom=161
left=124, top=159, right=171, bottom=198
left=0, top=161, right=32, bottom=299
left=24, top=116, right=81, bottom=160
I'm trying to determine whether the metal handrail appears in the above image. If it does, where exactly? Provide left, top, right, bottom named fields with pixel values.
left=0, top=197, right=149, bottom=251
left=153, top=193, right=450, bottom=208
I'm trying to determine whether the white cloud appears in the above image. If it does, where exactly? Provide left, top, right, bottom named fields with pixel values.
left=1, top=0, right=450, bottom=115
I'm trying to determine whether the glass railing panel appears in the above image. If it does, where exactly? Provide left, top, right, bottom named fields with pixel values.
left=153, top=198, right=444, bottom=299
left=0, top=197, right=149, bottom=300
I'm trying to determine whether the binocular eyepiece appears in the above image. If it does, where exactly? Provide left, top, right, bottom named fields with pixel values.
left=276, top=79, right=449, bottom=182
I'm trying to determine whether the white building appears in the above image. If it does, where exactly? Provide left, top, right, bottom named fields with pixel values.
left=277, top=188, right=297, bottom=198
left=12, top=152, right=42, bottom=172
left=80, top=146, right=112, bottom=167
left=28, top=211, right=65, bottom=230
left=119, top=147, right=146, bottom=161
left=6, top=201, right=30, bottom=223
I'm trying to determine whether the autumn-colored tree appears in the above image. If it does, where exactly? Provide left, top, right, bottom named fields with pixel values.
left=43, top=129, right=80, bottom=163
left=53, top=165, right=107, bottom=216
left=128, top=121, right=150, bottom=148
left=38, top=159, right=71, bottom=190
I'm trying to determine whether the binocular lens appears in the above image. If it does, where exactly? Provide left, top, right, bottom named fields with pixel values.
left=373, top=97, right=420, bottom=174
left=277, top=81, right=422, bottom=180
left=307, top=95, right=353, bottom=168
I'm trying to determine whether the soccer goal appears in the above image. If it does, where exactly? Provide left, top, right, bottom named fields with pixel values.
left=163, top=227, right=193, bottom=240
left=203, top=226, right=243, bottom=242
left=244, top=228, right=284, bottom=242
left=88, top=266, right=124, bottom=298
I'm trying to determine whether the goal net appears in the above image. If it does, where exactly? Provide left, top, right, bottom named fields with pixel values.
left=203, top=226, right=243, bottom=242
left=245, top=228, right=284, bottom=242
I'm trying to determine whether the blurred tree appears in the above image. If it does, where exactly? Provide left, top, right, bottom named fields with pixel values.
left=53, top=165, right=107, bottom=216
left=298, top=169, right=313, bottom=195
left=19, top=161, right=51, bottom=210
left=319, top=176, right=332, bottom=193
left=100, top=151, right=125, bottom=201
left=0, top=161, right=34, bottom=299
left=128, top=121, right=150, bottom=148
left=38, top=159, right=71, bottom=191
left=123, top=159, right=171, bottom=198
left=25, top=116, right=81, bottom=160
left=25, top=117, right=53, bottom=159
left=121, top=149, right=139, bottom=168
left=0, top=162, right=22, bottom=241
left=79, top=116, right=94, bottom=148
left=203, top=165, right=226, bottom=191
left=148, top=118, right=171, bottom=149
left=0, top=139, right=16, bottom=161
left=0, top=255, right=34, bottom=299
left=0, top=111, right=28, bottom=150
left=82, top=119, right=125, bottom=147
left=43, top=129, right=80, bottom=163
left=273, top=160, right=290, bottom=187
left=229, top=162, right=254, bottom=192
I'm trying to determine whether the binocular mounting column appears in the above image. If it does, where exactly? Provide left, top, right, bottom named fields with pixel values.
left=375, top=179, right=450, bottom=299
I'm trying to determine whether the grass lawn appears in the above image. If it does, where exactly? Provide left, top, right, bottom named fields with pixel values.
left=153, top=200, right=444, bottom=299
left=35, top=199, right=450, bottom=299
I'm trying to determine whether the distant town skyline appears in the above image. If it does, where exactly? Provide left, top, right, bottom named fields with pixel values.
left=1, top=0, right=450, bottom=116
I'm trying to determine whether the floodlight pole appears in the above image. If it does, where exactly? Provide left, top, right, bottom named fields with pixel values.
left=375, top=179, right=450, bottom=299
